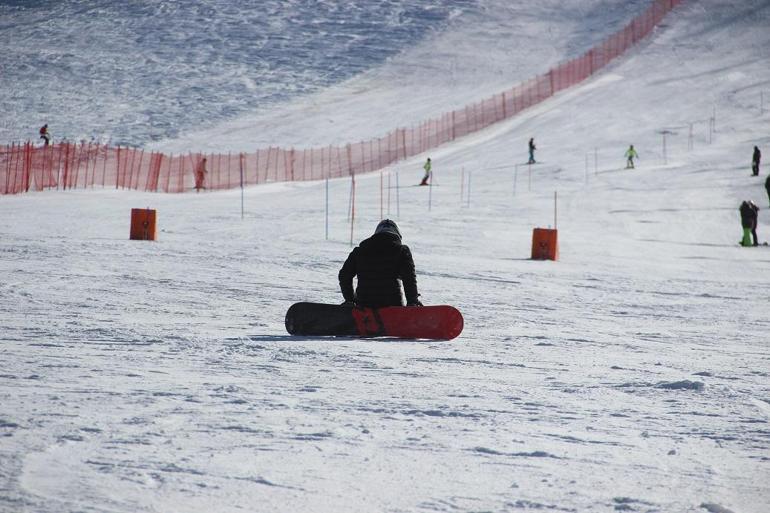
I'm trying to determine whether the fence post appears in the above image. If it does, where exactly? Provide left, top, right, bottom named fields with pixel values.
left=240, top=153, right=245, bottom=219
left=548, top=70, right=555, bottom=95
left=23, top=142, right=31, bottom=192
left=325, top=177, right=329, bottom=240
left=65, top=142, right=72, bottom=190
left=289, top=148, right=295, bottom=182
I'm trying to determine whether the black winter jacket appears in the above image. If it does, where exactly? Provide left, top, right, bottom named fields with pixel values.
left=338, top=232, right=419, bottom=307
left=740, top=201, right=759, bottom=229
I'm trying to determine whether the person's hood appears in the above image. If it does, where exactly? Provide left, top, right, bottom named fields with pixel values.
left=374, top=219, right=401, bottom=240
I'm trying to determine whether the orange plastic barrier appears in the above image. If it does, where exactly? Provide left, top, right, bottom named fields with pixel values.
left=531, top=228, right=558, bottom=261
left=130, top=208, right=157, bottom=241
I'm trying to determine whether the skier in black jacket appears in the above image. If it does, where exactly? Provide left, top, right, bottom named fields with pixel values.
left=752, top=146, right=761, bottom=176
left=739, top=200, right=760, bottom=246
left=765, top=174, right=770, bottom=207
left=339, top=219, right=422, bottom=307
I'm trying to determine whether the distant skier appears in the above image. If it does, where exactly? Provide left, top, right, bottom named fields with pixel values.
left=339, top=219, right=422, bottom=308
left=194, top=157, right=208, bottom=192
left=39, top=124, right=51, bottom=146
left=765, top=174, right=770, bottom=207
left=528, top=138, right=536, bottom=164
left=739, top=200, right=760, bottom=246
left=752, top=146, right=761, bottom=176
left=625, top=144, right=639, bottom=169
left=420, top=158, right=432, bottom=186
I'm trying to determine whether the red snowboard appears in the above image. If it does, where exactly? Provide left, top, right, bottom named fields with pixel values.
left=285, top=302, right=463, bottom=340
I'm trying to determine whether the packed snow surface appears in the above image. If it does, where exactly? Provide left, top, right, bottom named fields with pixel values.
left=2, top=1, right=770, bottom=512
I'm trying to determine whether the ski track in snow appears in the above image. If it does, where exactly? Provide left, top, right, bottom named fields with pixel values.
left=2, top=0, right=770, bottom=512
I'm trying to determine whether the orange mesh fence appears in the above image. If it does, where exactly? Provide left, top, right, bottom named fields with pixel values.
left=0, top=0, right=681, bottom=195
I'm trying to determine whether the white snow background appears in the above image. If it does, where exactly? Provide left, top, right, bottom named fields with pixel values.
left=1, top=0, right=770, bottom=512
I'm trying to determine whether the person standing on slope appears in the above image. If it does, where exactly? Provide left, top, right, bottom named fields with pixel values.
left=752, top=146, right=761, bottom=176
left=739, top=200, right=760, bottom=246
left=39, top=124, right=51, bottom=146
left=528, top=138, right=536, bottom=164
left=339, top=219, right=422, bottom=308
left=625, top=144, right=639, bottom=169
left=765, top=174, right=770, bottom=207
left=420, top=158, right=432, bottom=186
left=194, top=157, right=208, bottom=192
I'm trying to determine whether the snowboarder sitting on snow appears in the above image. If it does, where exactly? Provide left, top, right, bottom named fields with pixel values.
left=625, top=144, right=639, bottom=169
left=39, top=124, right=51, bottom=146
left=739, top=200, right=760, bottom=247
left=420, top=158, right=432, bottom=186
left=752, top=146, right=761, bottom=176
left=339, top=219, right=422, bottom=308
left=528, top=138, right=536, bottom=164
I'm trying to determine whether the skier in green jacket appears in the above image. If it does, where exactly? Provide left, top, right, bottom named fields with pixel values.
left=420, top=158, right=432, bottom=186
left=625, top=145, right=639, bottom=169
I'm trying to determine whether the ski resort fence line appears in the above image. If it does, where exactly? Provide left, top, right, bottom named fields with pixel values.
left=0, top=0, right=682, bottom=196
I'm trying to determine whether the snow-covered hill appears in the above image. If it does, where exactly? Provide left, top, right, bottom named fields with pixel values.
left=1, top=1, right=769, bottom=512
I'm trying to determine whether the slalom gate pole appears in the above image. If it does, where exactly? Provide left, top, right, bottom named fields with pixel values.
left=396, top=170, right=400, bottom=217
left=467, top=170, right=472, bottom=208
left=325, top=177, right=329, bottom=240
left=387, top=171, right=391, bottom=215
left=460, top=167, right=465, bottom=205
left=380, top=170, right=383, bottom=219
left=513, top=164, right=518, bottom=196
left=528, top=163, right=532, bottom=192
left=350, top=172, right=356, bottom=247
left=554, top=190, right=558, bottom=229
left=347, top=175, right=354, bottom=221
left=594, top=147, right=598, bottom=175
left=584, top=155, right=589, bottom=184
left=428, top=173, right=433, bottom=212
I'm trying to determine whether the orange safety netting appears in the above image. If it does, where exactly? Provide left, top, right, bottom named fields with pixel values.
left=0, top=0, right=681, bottom=195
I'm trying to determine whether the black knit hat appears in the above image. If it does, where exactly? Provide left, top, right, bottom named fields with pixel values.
left=374, top=219, right=401, bottom=240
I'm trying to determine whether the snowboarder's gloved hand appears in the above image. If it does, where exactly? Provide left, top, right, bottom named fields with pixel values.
left=407, top=300, right=423, bottom=307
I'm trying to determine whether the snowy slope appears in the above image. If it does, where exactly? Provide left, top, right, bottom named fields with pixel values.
left=2, top=1, right=770, bottom=513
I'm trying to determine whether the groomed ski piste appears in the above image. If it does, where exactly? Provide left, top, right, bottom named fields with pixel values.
left=1, top=1, right=769, bottom=512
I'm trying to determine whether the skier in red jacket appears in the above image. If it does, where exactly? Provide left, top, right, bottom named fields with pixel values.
left=39, top=124, right=51, bottom=146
